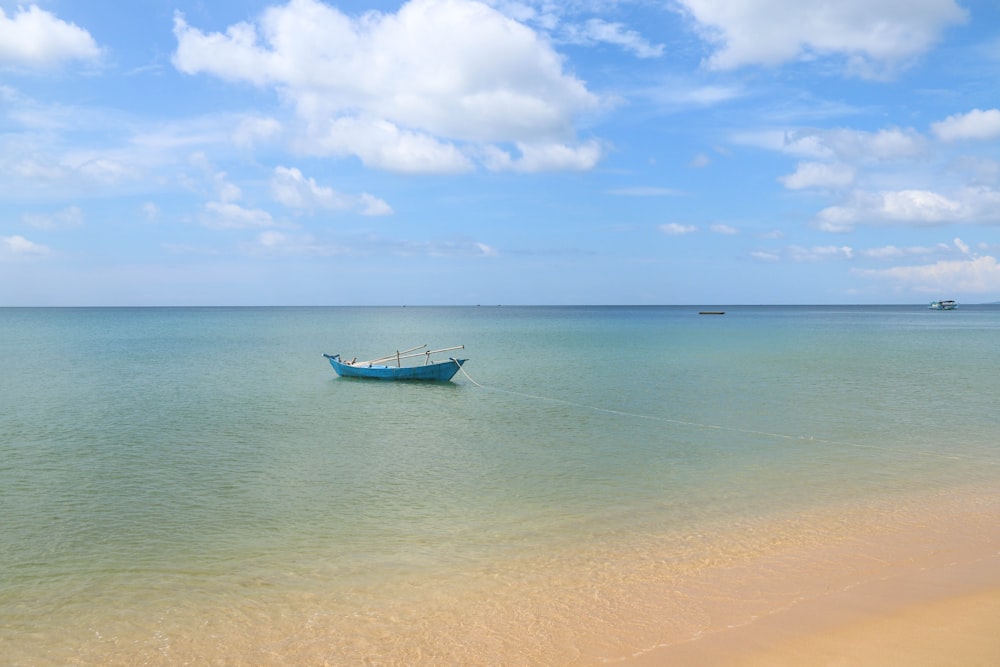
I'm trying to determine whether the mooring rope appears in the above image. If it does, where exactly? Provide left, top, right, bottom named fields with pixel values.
left=455, top=364, right=980, bottom=463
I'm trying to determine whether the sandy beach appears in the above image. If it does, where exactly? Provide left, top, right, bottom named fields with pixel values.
left=621, top=511, right=1000, bottom=666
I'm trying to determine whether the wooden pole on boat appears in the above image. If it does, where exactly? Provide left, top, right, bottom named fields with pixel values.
left=360, top=344, right=426, bottom=365
left=421, top=345, right=464, bottom=364
left=358, top=345, right=464, bottom=366
left=425, top=345, right=464, bottom=356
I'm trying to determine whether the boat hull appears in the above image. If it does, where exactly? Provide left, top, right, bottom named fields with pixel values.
left=324, top=354, right=467, bottom=382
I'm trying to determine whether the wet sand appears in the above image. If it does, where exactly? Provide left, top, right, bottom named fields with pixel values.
left=621, top=517, right=1000, bottom=666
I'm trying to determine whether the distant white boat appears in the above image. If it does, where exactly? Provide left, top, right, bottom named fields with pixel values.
left=929, top=300, right=957, bottom=310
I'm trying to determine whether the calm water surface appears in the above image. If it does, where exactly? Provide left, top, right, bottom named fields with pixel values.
left=2, top=306, right=998, bottom=664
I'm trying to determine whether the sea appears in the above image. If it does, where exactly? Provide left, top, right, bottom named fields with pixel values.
left=2, top=305, right=999, bottom=665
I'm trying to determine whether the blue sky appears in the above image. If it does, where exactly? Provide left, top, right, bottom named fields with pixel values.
left=2, top=0, right=999, bottom=305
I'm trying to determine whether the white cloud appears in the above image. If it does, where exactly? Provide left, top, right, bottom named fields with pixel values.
left=561, top=19, right=664, bottom=58
left=676, top=0, right=966, bottom=77
left=659, top=223, right=698, bottom=235
left=778, top=127, right=927, bottom=162
left=855, top=248, right=1000, bottom=294
left=297, top=115, right=474, bottom=174
left=932, top=108, right=1000, bottom=142
left=271, top=166, right=393, bottom=216
left=756, top=131, right=832, bottom=159
left=780, top=161, right=854, bottom=190
left=215, top=175, right=242, bottom=204
left=751, top=250, right=780, bottom=262
left=752, top=243, right=856, bottom=263
left=173, top=0, right=604, bottom=173
left=861, top=245, right=935, bottom=259
left=481, top=140, right=603, bottom=172
left=643, top=81, right=744, bottom=110
left=187, top=154, right=245, bottom=203
left=816, top=187, right=1000, bottom=231
left=788, top=245, right=854, bottom=262
left=6, top=157, right=67, bottom=184
left=233, top=116, right=284, bottom=148
left=22, top=206, right=84, bottom=230
left=1, top=235, right=50, bottom=257
left=77, top=157, right=131, bottom=184
left=270, top=168, right=319, bottom=209
left=0, top=5, right=101, bottom=67
left=710, top=224, right=738, bottom=235
left=817, top=189, right=961, bottom=231
left=359, top=194, right=394, bottom=216
left=201, top=202, right=276, bottom=230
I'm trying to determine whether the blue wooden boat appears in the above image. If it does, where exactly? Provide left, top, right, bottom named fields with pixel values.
left=323, top=345, right=467, bottom=382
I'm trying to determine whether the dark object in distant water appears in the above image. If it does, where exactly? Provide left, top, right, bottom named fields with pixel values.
left=699, top=311, right=726, bottom=315
left=928, top=300, right=957, bottom=310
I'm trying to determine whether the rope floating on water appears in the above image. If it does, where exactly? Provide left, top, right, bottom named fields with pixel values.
left=455, top=365, right=978, bottom=463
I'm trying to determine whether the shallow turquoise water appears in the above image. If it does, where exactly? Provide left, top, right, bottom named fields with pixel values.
left=2, top=306, right=998, bottom=663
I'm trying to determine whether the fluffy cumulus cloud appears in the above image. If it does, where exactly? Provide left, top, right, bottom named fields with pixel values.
left=816, top=187, right=1000, bottom=232
left=675, top=0, right=967, bottom=76
left=755, top=120, right=1000, bottom=231
left=173, top=0, right=604, bottom=173
left=1, top=235, right=50, bottom=258
left=299, top=115, right=475, bottom=173
left=0, top=5, right=101, bottom=66
left=271, top=166, right=393, bottom=215
left=816, top=189, right=961, bottom=231
left=855, top=239, right=1000, bottom=294
left=932, top=108, right=1000, bottom=142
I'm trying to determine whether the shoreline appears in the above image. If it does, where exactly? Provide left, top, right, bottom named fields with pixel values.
left=622, top=555, right=1000, bottom=666
left=617, top=496, right=1000, bottom=666
left=4, top=486, right=999, bottom=665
